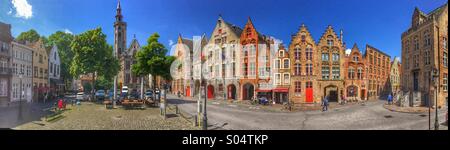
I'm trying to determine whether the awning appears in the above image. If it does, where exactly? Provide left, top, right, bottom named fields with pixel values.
left=273, top=88, right=289, bottom=93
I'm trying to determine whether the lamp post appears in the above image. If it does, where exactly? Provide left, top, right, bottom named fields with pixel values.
left=18, top=71, right=24, bottom=121
left=432, top=68, right=439, bottom=130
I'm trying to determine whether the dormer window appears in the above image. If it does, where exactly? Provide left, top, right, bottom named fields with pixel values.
left=279, top=50, right=284, bottom=57
left=353, top=56, right=359, bottom=62
left=327, top=39, right=334, bottom=47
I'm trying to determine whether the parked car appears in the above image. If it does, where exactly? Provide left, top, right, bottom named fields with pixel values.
left=144, top=90, right=153, bottom=100
left=76, top=92, right=89, bottom=101
left=95, top=90, right=106, bottom=101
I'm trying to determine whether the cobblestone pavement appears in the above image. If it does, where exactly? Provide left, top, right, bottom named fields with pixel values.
left=13, top=102, right=199, bottom=130
left=0, top=101, right=55, bottom=128
left=169, top=94, right=448, bottom=130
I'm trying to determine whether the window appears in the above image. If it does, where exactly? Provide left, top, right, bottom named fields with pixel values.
left=357, top=67, right=363, bottom=79
left=348, top=67, right=355, bottom=79
left=250, top=62, right=256, bottom=76
left=414, top=36, right=419, bottom=50
left=295, top=81, right=301, bottom=93
left=301, top=34, right=306, bottom=43
left=332, top=66, right=340, bottom=79
left=283, top=73, right=290, bottom=85
left=413, top=55, right=419, bottom=67
left=322, top=53, right=329, bottom=61
left=232, top=63, right=236, bottom=77
left=294, top=63, right=301, bottom=76
left=332, top=53, right=339, bottom=62
left=279, top=50, right=285, bottom=57
left=275, top=59, right=281, bottom=69
left=322, top=66, right=330, bottom=79
left=306, top=64, right=313, bottom=75
left=444, top=52, right=448, bottom=68
left=50, top=63, right=53, bottom=73
left=306, top=81, right=313, bottom=88
left=283, top=59, right=290, bottom=69
left=353, top=56, right=359, bottom=62
left=222, top=64, right=226, bottom=78
left=275, top=73, right=281, bottom=85
left=306, top=46, right=313, bottom=61
left=424, top=31, right=431, bottom=47
left=444, top=73, right=448, bottom=92
left=424, top=50, right=431, bottom=65
left=294, top=46, right=301, bottom=60
left=327, top=39, right=334, bottom=47
left=444, top=37, right=448, bottom=50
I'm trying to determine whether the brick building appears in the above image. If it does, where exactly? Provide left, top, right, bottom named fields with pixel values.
left=344, top=44, right=367, bottom=101
left=364, top=45, right=391, bottom=100
left=289, top=24, right=320, bottom=104
left=273, top=45, right=290, bottom=104
left=401, top=3, right=448, bottom=107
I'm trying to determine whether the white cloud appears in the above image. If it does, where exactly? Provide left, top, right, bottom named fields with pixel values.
left=7, top=9, right=13, bottom=15
left=64, top=29, right=73, bottom=34
left=11, top=0, right=33, bottom=19
left=168, top=40, right=174, bottom=46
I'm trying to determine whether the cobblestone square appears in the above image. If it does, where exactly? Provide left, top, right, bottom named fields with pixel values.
left=13, top=102, right=199, bottom=130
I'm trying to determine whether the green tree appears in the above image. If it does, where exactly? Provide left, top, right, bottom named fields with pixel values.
left=70, top=28, right=120, bottom=100
left=95, top=75, right=113, bottom=90
left=132, top=33, right=173, bottom=90
left=16, top=29, right=41, bottom=43
left=46, top=31, right=75, bottom=91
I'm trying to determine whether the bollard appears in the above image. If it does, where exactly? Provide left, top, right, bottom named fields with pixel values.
left=175, top=105, right=179, bottom=114
left=193, top=115, right=198, bottom=127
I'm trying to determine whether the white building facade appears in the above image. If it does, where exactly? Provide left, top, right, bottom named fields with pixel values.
left=49, top=44, right=63, bottom=95
left=11, top=41, right=33, bottom=102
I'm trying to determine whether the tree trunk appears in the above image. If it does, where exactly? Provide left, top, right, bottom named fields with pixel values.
left=153, top=75, right=157, bottom=90
left=92, top=72, right=96, bottom=101
left=140, top=76, right=144, bottom=99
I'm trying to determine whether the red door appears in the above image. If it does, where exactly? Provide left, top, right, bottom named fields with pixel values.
left=306, top=88, right=313, bottom=103
left=207, top=85, right=214, bottom=99
left=185, top=86, right=191, bottom=97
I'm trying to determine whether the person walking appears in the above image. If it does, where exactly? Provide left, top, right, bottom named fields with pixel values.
left=322, top=96, right=329, bottom=112
left=387, top=93, right=393, bottom=105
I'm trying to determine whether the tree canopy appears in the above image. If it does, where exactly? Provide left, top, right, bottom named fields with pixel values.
left=16, top=29, right=41, bottom=43
left=132, top=33, right=175, bottom=87
left=70, top=28, right=120, bottom=94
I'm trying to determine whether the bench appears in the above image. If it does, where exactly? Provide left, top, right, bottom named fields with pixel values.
left=122, top=99, right=145, bottom=109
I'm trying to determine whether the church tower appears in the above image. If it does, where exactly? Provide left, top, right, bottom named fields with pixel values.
left=114, top=0, right=127, bottom=57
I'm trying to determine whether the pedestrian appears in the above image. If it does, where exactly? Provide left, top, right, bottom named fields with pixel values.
left=387, top=93, right=393, bottom=105
left=322, top=96, right=329, bottom=112
left=57, top=99, right=64, bottom=111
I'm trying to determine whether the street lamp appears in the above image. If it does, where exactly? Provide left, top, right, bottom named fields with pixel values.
left=432, top=68, right=440, bottom=130
left=18, top=71, right=24, bottom=121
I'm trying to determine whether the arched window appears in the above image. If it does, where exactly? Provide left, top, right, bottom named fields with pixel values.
left=283, top=59, right=290, bottom=69
left=322, top=52, right=329, bottom=61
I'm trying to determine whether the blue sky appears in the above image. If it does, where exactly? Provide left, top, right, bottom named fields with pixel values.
left=0, top=0, right=448, bottom=59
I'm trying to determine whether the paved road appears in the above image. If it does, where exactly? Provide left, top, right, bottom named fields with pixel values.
left=168, top=95, right=448, bottom=130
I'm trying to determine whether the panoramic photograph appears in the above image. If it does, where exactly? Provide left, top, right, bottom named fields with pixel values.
left=0, top=0, right=448, bottom=132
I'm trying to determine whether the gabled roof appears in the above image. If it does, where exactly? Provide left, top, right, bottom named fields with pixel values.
left=177, top=34, right=193, bottom=53
left=217, top=15, right=243, bottom=38
left=317, top=25, right=341, bottom=46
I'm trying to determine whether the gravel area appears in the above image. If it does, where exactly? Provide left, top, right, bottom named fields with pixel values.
left=13, top=102, right=199, bottom=130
